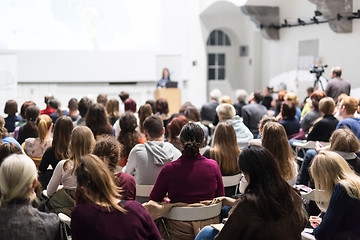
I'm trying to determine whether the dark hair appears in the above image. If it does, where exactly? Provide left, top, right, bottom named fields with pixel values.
left=119, top=91, right=129, bottom=102
left=143, top=115, right=164, bottom=138
left=48, top=99, right=59, bottom=110
left=78, top=97, right=93, bottom=118
left=4, top=100, right=18, bottom=115
left=179, top=123, right=204, bottom=156
left=179, top=102, right=193, bottom=113
left=310, top=91, right=326, bottom=110
left=162, top=68, right=170, bottom=80
left=238, top=145, right=297, bottom=220
left=281, top=101, right=296, bottom=119
left=253, top=91, right=264, bottom=103
left=145, top=100, right=155, bottom=114
left=124, top=98, right=137, bottom=113
left=53, top=116, right=73, bottom=160
left=93, top=136, right=120, bottom=173
left=155, top=98, right=169, bottom=115
left=138, top=104, right=153, bottom=133
left=184, top=106, right=201, bottom=122
left=97, top=94, right=108, bottom=106
left=118, top=112, right=140, bottom=161
left=44, top=95, right=54, bottom=105
left=19, top=101, right=35, bottom=119
left=0, top=143, right=23, bottom=165
left=68, top=98, right=78, bottom=111
left=168, top=115, right=189, bottom=145
left=23, top=105, right=40, bottom=133
left=85, top=103, right=113, bottom=138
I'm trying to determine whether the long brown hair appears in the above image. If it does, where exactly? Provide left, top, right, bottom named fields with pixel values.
left=105, top=99, right=120, bottom=118
left=52, top=116, right=73, bottom=160
left=262, top=122, right=296, bottom=181
left=64, top=126, right=95, bottom=174
left=76, top=154, right=125, bottom=212
left=85, top=103, right=113, bottom=137
left=118, top=112, right=140, bottom=160
left=210, top=122, right=240, bottom=175
left=138, top=104, right=153, bottom=133
left=36, top=114, right=52, bottom=143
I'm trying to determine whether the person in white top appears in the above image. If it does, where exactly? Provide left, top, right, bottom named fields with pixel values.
left=47, top=126, right=95, bottom=196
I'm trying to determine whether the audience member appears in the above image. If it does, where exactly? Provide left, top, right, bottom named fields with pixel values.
left=24, top=114, right=52, bottom=159
left=124, top=98, right=137, bottom=113
left=71, top=154, right=161, bottom=240
left=307, top=97, right=338, bottom=142
left=76, top=96, right=92, bottom=126
left=138, top=104, right=153, bottom=139
left=262, top=122, right=297, bottom=185
left=106, top=98, right=120, bottom=126
left=117, top=112, right=141, bottom=167
left=301, top=90, right=326, bottom=134
left=201, top=89, right=221, bottom=123
left=38, top=116, right=73, bottom=189
left=301, top=87, right=314, bottom=111
left=274, top=89, right=287, bottom=117
left=279, top=101, right=300, bottom=138
left=309, top=151, right=360, bottom=239
left=96, top=93, right=108, bottom=106
left=233, top=89, right=247, bottom=116
left=184, top=105, right=209, bottom=144
left=4, top=100, right=21, bottom=133
left=17, top=104, right=40, bottom=145
left=195, top=145, right=306, bottom=240
left=0, top=116, right=22, bottom=150
left=334, top=93, right=348, bottom=122
left=336, top=96, right=360, bottom=140
left=216, top=103, right=253, bottom=147
left=325, top=66, right=351, bottom=103
left=68, top=98, right=80, bottom=122
left=146, top=99, right=156, bottom=114
left=40, top=94, right=55, bottom=116
left=213, top=95, right=233, bottom=126
left=15, top=101, right=35, bottom=129
left=124, top=115, right=181, bottom=186
left=248, top=115, right=278, bottom=145
left=49, top=98, right=69, bottom=124
left=241, top=91, right=268, bottom=138
left=86, top=103, right=113, bottom=138
left=154, top=98, right=170, bottom=137
left=167, top=115, right=189, bottom=151
left=0, top=143, right=22, bottom=165
left=92, top=136, right=136, bottom=200
left=284, top=92, right=301, bottom=119
left=0, top=154, right=60, bottom=239
left=149, top=122, right=224, bottom=203
left=119, top=91, right=129, bottom=103
left=262, top=87, right=273, bottom=110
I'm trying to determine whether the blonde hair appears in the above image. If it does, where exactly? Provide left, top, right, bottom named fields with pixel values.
left=76, top=154, right=125, bottom=213
left=310, top=151, right=360, bottom=212
left=64, top=126, right=95, bottom=174
left=220, top=95, right=233, bottom=104
left=36, top=114, right=52, bottom=143
left=210, top=122, right=241, bottom=175
left=330, top=128, right=360, bottom=153
left=262, top=122, right=296, bottom=181
left=216, top=103, right=236, bottom=120
left=284, top=92, right=299, bottom=105
left=0, top=154, right=37, bottom=206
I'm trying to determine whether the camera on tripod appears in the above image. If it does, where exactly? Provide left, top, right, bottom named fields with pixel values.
left=310, top=64, right=328, bottom=79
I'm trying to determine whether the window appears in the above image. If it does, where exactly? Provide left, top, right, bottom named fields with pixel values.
left=208, top=53, right=225, bottom=80
left=207, top=30, right=231, bottom=46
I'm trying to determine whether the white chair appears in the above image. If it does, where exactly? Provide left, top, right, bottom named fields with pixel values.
left=222, top=173, right=242, bottom=195
left=164, top=202, right=223, bottom=221
left=58, top=213, right=71, bottom=240
left=301, top=228, right=315, bottom=240
left=42, top=185, right=64, bottom=199
left=300, top=190, right=316, bottom=201
left=136, top=184, right=154, bottom=203
left=293, top=141, right=329, bottom=161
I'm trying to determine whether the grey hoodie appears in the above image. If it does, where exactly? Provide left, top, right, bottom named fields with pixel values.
left=124, top=141, right=181, bottom=185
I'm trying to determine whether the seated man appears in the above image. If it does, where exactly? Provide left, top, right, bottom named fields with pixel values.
left=124, top=115, right=181, bottom=186
left=201, top=89, right=221, bottom=123
left=336, top=96, right=360, bottom=140
left=215, top=103, right=253, bottom=148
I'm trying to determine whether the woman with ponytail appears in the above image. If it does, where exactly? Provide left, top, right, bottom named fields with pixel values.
left=149, top=123, right=224, bottom=203
left=24, top=114, right=53, bottom=158
left=17, top=104, right=40, bottom=144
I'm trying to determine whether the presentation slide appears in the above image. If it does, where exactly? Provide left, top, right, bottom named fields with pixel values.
left=0, top=0, right=161, bottom=51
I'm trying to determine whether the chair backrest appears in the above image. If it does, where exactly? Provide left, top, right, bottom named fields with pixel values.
left=222, top=173, right=241, bottom=188
left=293, top=141, right=330, bottom=149
left=58, top=213, right=71, bottom=226
left=136, top=184, right=154, bottom=197
left=164, top=202, right=222, bottom=221
left=301, top=189, right=325, bottom=202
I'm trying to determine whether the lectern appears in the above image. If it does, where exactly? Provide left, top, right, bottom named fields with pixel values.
left=154, top=88, right=181, bottom=115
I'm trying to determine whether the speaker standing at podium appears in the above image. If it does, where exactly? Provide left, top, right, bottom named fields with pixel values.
left=156, top=68, right=171, bottom=88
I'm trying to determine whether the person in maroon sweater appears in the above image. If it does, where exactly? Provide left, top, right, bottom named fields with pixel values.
left=92, top=135, right=136, bottom=200
left=71, top=154, right=161, bottom=240
left=149, top=122, right=225, bottom=203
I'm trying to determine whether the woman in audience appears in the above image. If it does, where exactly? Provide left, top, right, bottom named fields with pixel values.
left=301, top=90, right=326, bottom=134
left=203, top=122, right=240, bottom=196
left=274, top=89, right=287, bottom=117
left=117, top=112, right=141, bottom=167
left=307, top=97, right=338, bottom=142
left=47, top=126, right=95, bottom=205
left=195, top=145, right=307, bottom=240
left=86, top=103, right=113, bottom=138
left=284, top=92, right=301, bottom=119
left=279, top=101, right=300, bottom=138
left=38, top=116, right=73, bottom=189
left=24, top=114, right=53, bottom=158
left=297, top=128, right=360, bottom=186
left=17, top=104, right=40, bottom=144
left=138, top=103, right=153, bottom=139
left=4, top=100, right=21, bottom=133
left=184, top=105, right=209, bottom=144
left=155, top=98, right=170, bottom=137
left=309, top=151, right=360, bottom=239
left=16, top=101, right=35, bottom=128
left=167, top=115, right=189, bottom=151
left=0, top=154, right=59, bottom=239
left=106, top=98, right=120, bottom=126
left=0, top=116, right=22, bottom=150
left=93, top=136, right=136, bottom=200
left=0, top=143, right=22, bottom=165
left=262, top=122, right=297, bottom=185
left=149, top=123, right=224, bottom=203
left=71, top=154, right=161, bottom=240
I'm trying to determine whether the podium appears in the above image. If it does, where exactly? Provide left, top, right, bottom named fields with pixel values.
left=154, top=88, right=181, bottom=115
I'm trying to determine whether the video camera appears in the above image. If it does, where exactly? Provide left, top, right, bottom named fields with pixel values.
left=310, top=64, right=328, bottom=79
